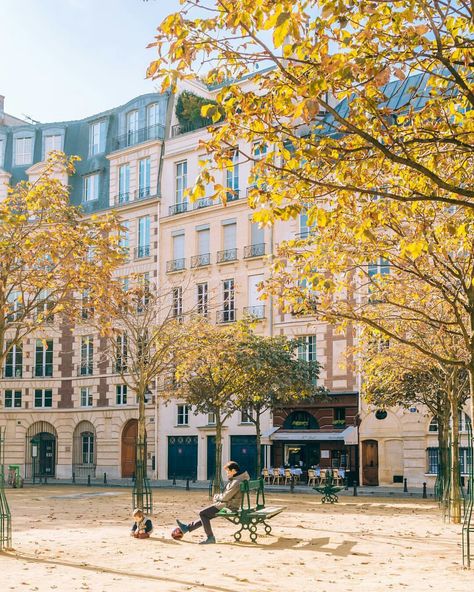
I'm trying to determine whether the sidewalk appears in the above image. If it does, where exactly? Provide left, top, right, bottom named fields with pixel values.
left=20, top=477, right=435, bottom=498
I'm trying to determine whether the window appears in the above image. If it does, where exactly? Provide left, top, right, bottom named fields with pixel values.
left=34, top=389, right=52, bottom=408
left=223, top=279, right=235, bottom=321
left=250, top=222, right=264, bottom=246
left=368, top=258, right=390, bottom=288
left=175, top=161, right=187, bottom=204
left=299, top=212, right=315, bottom=238
left=84, top=173, right=99, bottom=202
left=35, top=339, right=53, bottom=377
left=283, top=410, right=319, bottom=430
left=177, top=404, right=189, bottom=426
left=223, top=222, right=237, bottom=251
left=197, top=228, right=210, bottom=255
left=137, top=272, right=150, bottom=313
left=118, top=164, right=130, bottom=202
left=147, top=102, right=159, bottom=128
left=429, top=417, right=438, bottom=432
left=115, top=333, right=128, bottom=372
left=4, top=341, right=22, bottom=378
left=138, top=158, right=151, bottom=198
left=173, top=232, right=185, bottom=260
left=14, top=137, right=33, bottom=165
left=116, top=384, right=127, bottom=405
left=126, top=110, right=139, bottom=145
left=226, top=148, right=239, bottom=199
left=44, top=134, right=62, bottom=159
left=427, top=447, right=439, bottom=474
left=0, top=138, right=5, bottom=167
left=81, top=289, right=93, bottom=320
left=241, top=407, right=254, bottom=424
left=172, top=287, right=183, bottom=319
left=333, top=408, right=346, bottom=426
left=197, top=283, right=208, bottom=316
left=89, top=121, right=106, bottom=156
left=208, top=412, right=216, bottom=425
left=80, top=387, right=93, bottom=407
left=459, top=411, right=471, bottom=432
left=460, top=448, right=472, bottom=475
left=4, top=390, right=22, bottom=408
left=119, top=221, right=130, bottom=257
left=80, top=336, right=93, bottom=376
left=82, top=432, right=94, bottom=465
left=137, top=216, right=150, bottom=258
left=7, top=290, right=22, bottom=322
left=36, top=290, right=54, bottom=323
left=298, top=336, right=316, bottom=362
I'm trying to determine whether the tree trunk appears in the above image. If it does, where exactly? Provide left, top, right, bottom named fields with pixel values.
left=135, top=389, right=146, bottom=510
left=255, top=410, right=262, bottom=478
left=438, top=407, right=450, bottom=499
left=213, top=415, right=223, bottom=496
left=449, top=393, right=462, bottom=524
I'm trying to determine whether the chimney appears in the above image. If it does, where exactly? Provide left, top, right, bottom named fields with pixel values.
left=0, top=95, right=4, bottom=124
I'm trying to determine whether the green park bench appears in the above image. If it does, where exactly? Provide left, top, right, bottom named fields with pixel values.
left=217, top=477, right=285, bottom=543
left=313, top=471, right=345, bottom=503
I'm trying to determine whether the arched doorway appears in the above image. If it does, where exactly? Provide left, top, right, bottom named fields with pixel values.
left=25, top=422, right=57, bottom=479
left=72, top=420, right=96, bottom=479
left=362, top=440, right=379, bottom=485
left=122, top=420, right=137, bottom=478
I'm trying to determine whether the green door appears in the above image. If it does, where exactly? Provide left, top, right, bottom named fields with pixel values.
left=167, top=436, right=198, bottom=480
left=32, top=432, right=56, bottom=477
left=230, top=435, right=258, bottom=478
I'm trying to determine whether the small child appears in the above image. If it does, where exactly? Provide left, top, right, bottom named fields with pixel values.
left=130, top=508, right=153, bottom=539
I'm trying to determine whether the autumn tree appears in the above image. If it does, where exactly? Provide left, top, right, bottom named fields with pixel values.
left=0, top=153, right=123, bottom=378
left=361, top=336, right=469, bottom=522
left=235, top=332, right=323, bottom=476
left=94, top=280, right=188, bottom=510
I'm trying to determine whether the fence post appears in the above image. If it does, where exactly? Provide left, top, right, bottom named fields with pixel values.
left=172, top=474, right=176, bottom=486
left=422, top=482, right=427, bottom=498
left=403, top=478, right=408, bottom=493
left=72, top=472, right=75, bottom=484
left=186, top=478, right=190, bottom=491
left=44, top=475, right=47, bottom=485
left=103, top=472, right=107, bottom=485
left=290, top=475, right=295, bottom=494
left=353, top=483, right=358, bottom=496
left=87, top=475, right=91, bottom=487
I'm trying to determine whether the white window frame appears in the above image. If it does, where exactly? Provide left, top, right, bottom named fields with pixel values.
left=84, top=173, right=99, bottom=202
left=177, top=404, right=190, bottom=426
left=175, top=161, right=188, bottom=204
left=14, top=137, right=33, bottom=166
left=4, top=389, right=22, bottom=408
left=197, top=283, right=208, bottom=317
left=80, top=386, right=93, bottom=407
left=116, top=384, right=127, bottom=405
left=89, top=121, right=106, bottom=156
left=138, top=158, right=151, bottom=198
left=80, top=336, right=94, bottom=375
left=44, top=134, right=62, bottom=159
left=298, top=335, right=317, bottom=362
left=207, top=412, right=216, bottom=425
left=34, top=388, right=52, bottom=408
left=172, top=286, right=183, bottom=318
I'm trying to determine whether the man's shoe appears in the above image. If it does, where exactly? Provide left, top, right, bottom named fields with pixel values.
left=176, top=519, right=189, bottom=534
left=199, top=536, right=216, bottom=545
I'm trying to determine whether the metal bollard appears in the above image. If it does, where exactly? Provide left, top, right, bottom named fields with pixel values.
left=72, top=472, right=76, bottom=484
left=186, top=478, right=190, bottom=491
left=290, top=475, right=295, bottom=494
left=353, top=483, right=358, bottom=496
left=103, top=472, right=107, bottom=484
left=87, top=475, right=91, bottom=487
left=44, top=475, right=47, bottom=484
left=404, top=478, right=408, bottom=493
left=422, top=482, right=427, bottom=499
left=172, top=474, right=176, bottom=486
left=209, top=481, right=213, bottom=499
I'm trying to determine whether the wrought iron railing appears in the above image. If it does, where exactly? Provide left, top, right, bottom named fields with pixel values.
left=243, top=305, right=265, bottom=320
left=244, top=243, right=266, bottom=258
left=191, top=253, right=211, bottom=268
left=166, top=258, right=186, bottom=273
left=115, top=123, right=165, bottom=150
left=169, top=202, right=188, bottom=216
left=217, top=248, right=238, bottom=263
left=171, top=118, right=214, bottom=137
left=194, top=197, right=214, bottom=209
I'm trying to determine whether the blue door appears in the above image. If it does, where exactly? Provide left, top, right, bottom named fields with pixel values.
left=168, top=436, right=198, bottom=480
left=230, top=435, right=258, bottom=478
left=207, top=435, right=216, bottom=480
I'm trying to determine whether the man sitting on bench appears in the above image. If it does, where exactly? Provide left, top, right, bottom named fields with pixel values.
left=175, top=461, right=250, bottom=544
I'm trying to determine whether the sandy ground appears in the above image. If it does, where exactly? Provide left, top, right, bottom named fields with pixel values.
left=0, top=486, right=470, bottom=592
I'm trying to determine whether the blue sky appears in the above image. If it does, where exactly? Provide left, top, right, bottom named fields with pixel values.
left=0, top=0, right=181, bottom=123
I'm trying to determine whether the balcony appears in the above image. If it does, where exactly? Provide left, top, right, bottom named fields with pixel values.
left=166, top=258, right=186, bottom=273
left=77, top=364, right=93, bottom=376
left=169, top=202, right=188, bottom=216
left=244, top=243, right=266, bottom=259
left=171, top=117, right=214, bottom=137
left=191, top=253, right=211, bottom=268
left=216, top=309, right=236, bottom=324
left=114, top=188, right=157, bottom=208
left=243, top=305, right=265, bottom=320
left=134, top=245, right=151, bottom=260
left=114, top=123, right=165, bottom=150
left=217, top=248, right=238, bottom=264
left=226, top=189, right=240, bottom=202
left=193, top=197, right=214, bottom=210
